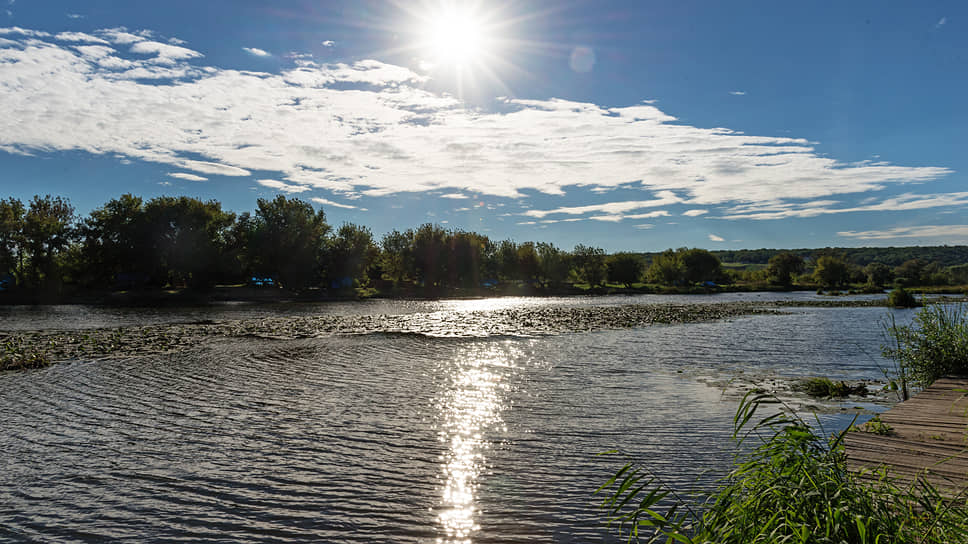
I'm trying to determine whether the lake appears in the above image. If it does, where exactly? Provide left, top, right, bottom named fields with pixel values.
left=0, top=294, right=915, bottom=542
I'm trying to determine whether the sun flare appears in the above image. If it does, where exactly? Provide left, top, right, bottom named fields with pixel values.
left=424, top=7, right=488, bottom=65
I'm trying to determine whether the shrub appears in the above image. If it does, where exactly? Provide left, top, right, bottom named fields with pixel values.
left=598, top=392, right=968, bottom=543
left=887, top=287, right=919, bottom=308
left=883, top=302, right=968, bottom=389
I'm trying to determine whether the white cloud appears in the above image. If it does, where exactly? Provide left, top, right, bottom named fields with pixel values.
left=129, top=40, right=202, bottom=64
left=322, top=40, right=335, bottom=47
left=708, top=234, right=725, bottom=242
left=243, top=47, right=270, bottom=57
left=838, top=225, right=968, bottom=242
left=440, top=193, right=469, bottom=199
left=720, top=192, right=968, bottom=220
left=523, top=191, right=682, bottom=218
left=682, top=209, right=708, bottom=217
left=0, top=27, right=955, bottom=217
left=257, top=179, right=311, bottom=193
left=55, top=31, right=106, bottom=43
left=936, top=17, right=947, bottom=28
left=311, top=197, right=362, bottom=210
left=634, top=224, right=654, bottom=229
left=66, top=13, right=84, bottom=19
left=0, top=27, right=51, bottom=37
left=167, top=172, right=208, bottom=182
left=729, top=91, right=746, bottom=96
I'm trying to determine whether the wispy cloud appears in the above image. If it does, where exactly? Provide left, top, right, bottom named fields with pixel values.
left=936, top=16, right=947, bottom=28
left=729, top=91, right=746, bottom=96
left=311, top=197, right=363, bottom=210
left=720, top=193, right=968, bottom=220
left=439, top=193, right=469, bottom=199
left=322, top=40, right=335, bottom=47
left=839, top=225, right=968, bottom=242
left=0, top=26, right=954, bottom=218
left=708, top=234, right=725, bottom=242
left=682, top=209, right=708, bottom=217
left=523, top=192, right=682, bottom=218
left=257, top=179, right=311, bottom=193
left=66, top=13, right=84, bottom=19
left=167, top=172, right=208, bottom=182
left=243, top=47, right=270, bottom=57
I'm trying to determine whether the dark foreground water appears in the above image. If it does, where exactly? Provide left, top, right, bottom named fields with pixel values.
left=0, top=298, right=915, bottom=542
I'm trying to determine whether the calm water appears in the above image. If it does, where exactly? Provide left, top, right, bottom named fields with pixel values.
left=0, top=297, right=914, bottom=542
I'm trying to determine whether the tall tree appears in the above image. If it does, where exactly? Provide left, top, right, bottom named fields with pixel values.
left=80, top=193, right=148, bottom=286
left=0, top=197, right=25, bottom=281
left=327, top=222, right=378, bottom=288
left=573, top=244, right=606, bottom=287
left=646, top=249, right=684, bottom=285
left=606, top=252, right=644, bottom=287
left=679, top=248, right=723, bottom=284
left=766, top=252, right=805, bottom=287
left=411, top=223, right=449, bottom=288
left=249, top=196, right=329, bottom=290
left=22, top=195, right=75, bottom=288
left=381, top=229, right=413, bottom=286
left=536, top=242, right=570, bottom=288
left=144, top=196, right=235, bottom=289
left=813, top=255, right=849, bottom=289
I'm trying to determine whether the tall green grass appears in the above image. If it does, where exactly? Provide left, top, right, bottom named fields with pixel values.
left=598, top=392, right=968, bottom=543
left=883, top=302, right=968, bottom=393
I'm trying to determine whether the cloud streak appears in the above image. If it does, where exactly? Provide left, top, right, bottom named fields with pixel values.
left=839, top=225, right=968, bottom=242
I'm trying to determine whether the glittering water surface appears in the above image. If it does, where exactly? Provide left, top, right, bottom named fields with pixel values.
left=0, top=299, right=915, bottom=542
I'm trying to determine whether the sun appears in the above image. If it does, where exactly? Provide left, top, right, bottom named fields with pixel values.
left=426, top=8, right=485, bottom=65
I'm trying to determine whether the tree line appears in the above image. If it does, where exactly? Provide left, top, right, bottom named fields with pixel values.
left=1, top=193, right=965, bottom=296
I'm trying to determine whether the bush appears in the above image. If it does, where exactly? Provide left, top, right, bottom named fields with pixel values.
left=883, top=303, right=968, bottom=390
left=797, top=377, right=867, bottom=398
left=887, top=287, right=919, bottom=308
left=598, top=392, right=968, bottom=543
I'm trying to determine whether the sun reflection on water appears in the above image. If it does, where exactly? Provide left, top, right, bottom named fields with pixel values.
left=435, top=343, right=517, bottom=543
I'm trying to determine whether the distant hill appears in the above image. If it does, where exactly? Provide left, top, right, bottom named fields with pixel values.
left=706, top=246, right=968, bottom=267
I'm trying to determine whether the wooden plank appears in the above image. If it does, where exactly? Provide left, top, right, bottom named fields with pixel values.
left=845, top=376, right=968, bottom=496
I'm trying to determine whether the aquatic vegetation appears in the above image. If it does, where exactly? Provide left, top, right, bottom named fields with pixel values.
left=599, top=392, right=968, bottom=543
left=796, top=376, right=868, bottom=398
left=0, top=337, right=50, bottom=370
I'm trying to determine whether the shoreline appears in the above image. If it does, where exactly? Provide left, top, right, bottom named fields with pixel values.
left=3, top=283, right=965, bottom=307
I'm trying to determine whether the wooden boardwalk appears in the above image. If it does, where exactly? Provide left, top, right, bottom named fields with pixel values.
left=845, top=377, right=968, bottom=496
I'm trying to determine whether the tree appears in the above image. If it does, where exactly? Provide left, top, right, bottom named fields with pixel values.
left=606, top=252, right=644, bottom=287
left=0, top=197, right=25, bottom=281
left=812, top=255, right=849, bottom=289
left=863, top=262, right=893, bottom=287
left=381, top=229, right=413, bottom=286
left=766, top=252, right=805, bottom=287
left=248, top=196, right=329, bottom=290
left=679, top=248, right=723, bottom=284
left=894, top=259, right=924, bottom=286
left=144, top=196, right=236, bottom=289
left=646, top=249, right=683, bottom=285
left=536, top=242, right=570, bottom=288
left=80, top=193, right=148, bottom=286
left=516, top=241, right=539, bottom=283
left=327, top=222, right=378, bottom=288
left=492, top=239, right=516, bottom=282
left=22, top=195, right=75, bottom=288
left=411, top=223, right=449, bottom=287
left=573, top=244, right=606, bottom=287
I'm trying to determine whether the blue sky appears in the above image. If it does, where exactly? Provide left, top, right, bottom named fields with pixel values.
left=1, top=0, right=966, bottom=251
